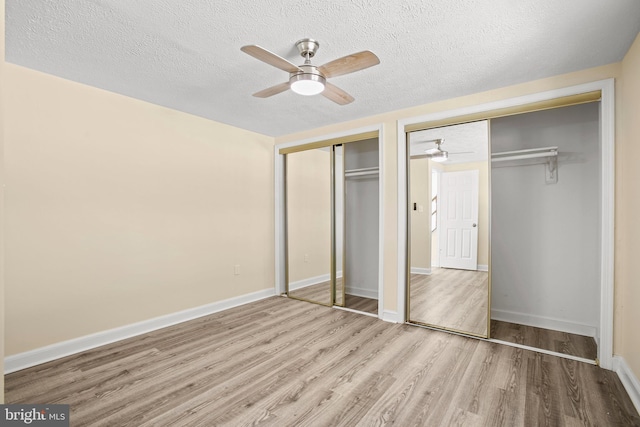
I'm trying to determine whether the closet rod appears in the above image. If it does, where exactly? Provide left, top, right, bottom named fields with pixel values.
left=344, top=166, right=379, bottom=178
left=345, top=170, right=379, bottom=178
left=345, top=166, right=379, bottom=173
left=491, top=147, right=558, bottom=162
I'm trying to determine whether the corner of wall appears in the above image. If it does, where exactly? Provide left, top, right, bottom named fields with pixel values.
left=616, top=30, right=640, bottom=392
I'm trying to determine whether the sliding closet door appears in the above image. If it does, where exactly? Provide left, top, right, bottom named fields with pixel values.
left=407, top=121, right=490, bottom=338
left=286, top=148, right=333, bottom=306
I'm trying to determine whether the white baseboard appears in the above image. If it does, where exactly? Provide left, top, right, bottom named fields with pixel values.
left=5, top=288, right=276, bottom=374
left=491, top=309, right=597, bottom=338
left=345, top=286, right=379, bottom=300
left=410, top=267, right=432, bottom=275
left=477, top=264, right=488, bottom=272
left=613, top=356, right=640, bottom=414
left=382, top=310, right=401, bottom=323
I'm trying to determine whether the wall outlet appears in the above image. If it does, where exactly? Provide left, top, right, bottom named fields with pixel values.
left=234, top=264, right=240, bottom=275
left=304, top=254, right=309, bottom=263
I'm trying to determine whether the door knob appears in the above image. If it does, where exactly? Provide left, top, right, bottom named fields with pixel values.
left=472, top=223, right=477, bottom=227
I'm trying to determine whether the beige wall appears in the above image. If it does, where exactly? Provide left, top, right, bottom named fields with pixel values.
left=1, top=0, right=5, bottom=402
left=617, top=33, right=640, bottom=379
left=276, top=63, right=621, bottom=315
left=4, top=64, right=275, bottom=355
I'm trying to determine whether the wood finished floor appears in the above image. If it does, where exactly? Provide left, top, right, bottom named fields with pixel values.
left=6, top=297, right=639, bottom=426
left=409, top=268, right=489, bottom=336
left=491, top=320, right=598, bottom=360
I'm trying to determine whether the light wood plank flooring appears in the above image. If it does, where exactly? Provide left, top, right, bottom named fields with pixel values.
left=6, top=296, right=638, bottom=426
left=409, top=268, right=489, bottom=336
left=491, top=320, right=598, bottom=360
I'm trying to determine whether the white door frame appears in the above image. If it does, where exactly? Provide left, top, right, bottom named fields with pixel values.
left=397, top=79, right=615, bottom=369
left=275, top=124, right=385, bottom=318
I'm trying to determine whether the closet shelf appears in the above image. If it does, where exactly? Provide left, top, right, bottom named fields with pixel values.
left=345, top=166, right=379, bottom=178
left=491, top=146, right=558, bottom=184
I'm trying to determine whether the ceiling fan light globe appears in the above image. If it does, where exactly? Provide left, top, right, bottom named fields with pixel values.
left=290, top=73, right=326, bottom=96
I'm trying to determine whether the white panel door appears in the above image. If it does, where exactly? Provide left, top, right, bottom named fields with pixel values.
left=439, top=170, right=479, bottom=270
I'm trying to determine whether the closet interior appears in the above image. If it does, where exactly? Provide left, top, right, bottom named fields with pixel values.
left=406, top=99, right=602, bottom=361
left=490, top=102, right=600, bottom=361
left=285, top=137, right=380, bottom=315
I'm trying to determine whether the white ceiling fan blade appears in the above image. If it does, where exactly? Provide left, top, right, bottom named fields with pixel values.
left=241, top=45, right=302, bottom=73
left=321, top=82, right=355, bottom=105
left=252, top=82, right=290, bottom=98
left=318, top=51, right=380, bottom=78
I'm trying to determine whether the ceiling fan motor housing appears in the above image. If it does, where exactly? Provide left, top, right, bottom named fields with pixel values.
left=296, top=38, right=320, bottom=58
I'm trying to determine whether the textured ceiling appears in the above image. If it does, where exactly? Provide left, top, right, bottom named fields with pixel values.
left=6, top=0, right=640, bottom=137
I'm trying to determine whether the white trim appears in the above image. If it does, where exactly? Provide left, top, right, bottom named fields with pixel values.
left=4, top=288, right=276, bottom=374
left=397, top=123, right=408, bottom=322
left=487, top=339, right=597, bottom=365
left=274, top=124, right=385, bottom=319
left=345, top=286, right=379, bottom=300
left=274, top=147, right=286, bottom=295
left=410, top=267, right=432, bottom=275
left=381, top=310, right=401, bottom=323
left=397, top=78, right=615, bottom=370
left=491, top=309, right=597, bottom=338
left=598, top=78, right=615, bottom=370
left=377, top=125, right=385, bottom=321
left=613, top=356, right=640, bottom=414
left=477, top=264, right=489, bottom=272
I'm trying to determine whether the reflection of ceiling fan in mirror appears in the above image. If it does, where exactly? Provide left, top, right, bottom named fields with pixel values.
left=424, top=139, right=473, bottom=162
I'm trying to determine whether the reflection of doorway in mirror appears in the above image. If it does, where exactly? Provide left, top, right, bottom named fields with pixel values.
left=439, top=169, right=479, bottom=271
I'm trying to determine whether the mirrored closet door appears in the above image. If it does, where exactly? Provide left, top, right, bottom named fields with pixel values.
left=285, top=138, right=380, bottom=315
left=407, top=121, right=491, bottom=338
left=286, top=147, right=334, bottom=306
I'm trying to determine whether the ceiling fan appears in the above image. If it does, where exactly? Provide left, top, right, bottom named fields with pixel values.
left=424, top=139, right=473, bottom=162
left=240, top=38, right=380, bottom=105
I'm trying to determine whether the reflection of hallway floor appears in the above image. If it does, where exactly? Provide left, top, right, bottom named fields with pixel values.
left=409, top=268, right=489, bottom=336
left=288, top=280, right=378, bottom=314
left=490, top=320, right=597, bottom=360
